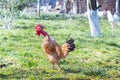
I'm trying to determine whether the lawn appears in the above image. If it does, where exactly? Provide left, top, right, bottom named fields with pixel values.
left=0, top=17, right=120, bottom=80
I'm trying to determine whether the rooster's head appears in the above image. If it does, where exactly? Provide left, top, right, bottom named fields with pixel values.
left=34, top=24, right=50, bottom=38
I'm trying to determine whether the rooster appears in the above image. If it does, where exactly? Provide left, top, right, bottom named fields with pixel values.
left=34, top=24, right=75, bottom=71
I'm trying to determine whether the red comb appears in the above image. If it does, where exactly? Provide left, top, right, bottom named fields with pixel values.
left=35, top=24, right=44, bottom=30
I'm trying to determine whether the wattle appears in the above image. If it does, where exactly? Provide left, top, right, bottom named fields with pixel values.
left=36, top=31, right=41, bottom=36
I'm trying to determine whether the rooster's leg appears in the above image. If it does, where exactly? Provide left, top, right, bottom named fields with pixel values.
left=57, top=62, right=61, bottom=72
left=52, top=63, right=55, bottom=70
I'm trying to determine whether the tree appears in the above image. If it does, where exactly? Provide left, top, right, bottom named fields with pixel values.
left=76, top=0, right=81, bottom=14
left=87, top=0, right=101, bottom=37
left=66, top=0, right=73, bottom=13
left=115, top=0, right=120, bottom=17
left=60, top=0, right=66, bottom=13
left=36, top=0, right=40, bottom=17
left=0, top=0, right=35, bottom=29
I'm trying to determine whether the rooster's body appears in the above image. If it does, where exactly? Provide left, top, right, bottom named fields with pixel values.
left=34, top=24, right=75, bottom=71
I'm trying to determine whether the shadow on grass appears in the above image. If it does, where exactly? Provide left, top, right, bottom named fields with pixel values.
left=63, top=66, right=107, bottom=77
left=0, top=66, right=108, bottom=80
left=0, top=67, right=96, bottom=80
left=0, top=68, right=43, bottom=79
left=0, top=74, right=11, bottom=79
left=48, top=78, right=90, bottom=80
left=105, top=42, right=120, bottom=48
left=63, top=68, right=81, bottom=74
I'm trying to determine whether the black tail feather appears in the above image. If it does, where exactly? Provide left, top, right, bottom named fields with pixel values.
left=66, top=38, right=75, bottom=52
left=66, top=38, right=74, bottom=44
left=0, top=64, right=6, bottom=68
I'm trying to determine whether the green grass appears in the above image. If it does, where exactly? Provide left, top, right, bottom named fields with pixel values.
left=0, top=17, right=120, bottom=80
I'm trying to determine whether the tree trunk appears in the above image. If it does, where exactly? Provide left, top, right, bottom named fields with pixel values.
left=37, top=0, right=40, bottom=17
left=76, top=0, right=81, bottom=14
left=72, top=0, right=77, bottom=14
left=116, top=0, right=120, bottom=17
left=61, top=0, right=66, bottom=12
left=87, top=0, right=101, bottom=37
